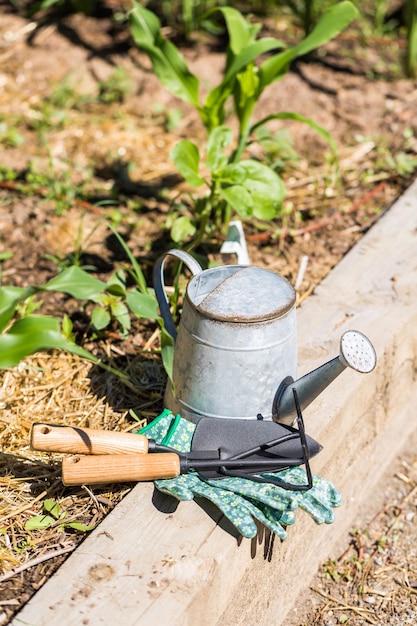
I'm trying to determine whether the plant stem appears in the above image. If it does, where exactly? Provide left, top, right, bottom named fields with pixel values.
left=405, top=0, right=417, bottom=77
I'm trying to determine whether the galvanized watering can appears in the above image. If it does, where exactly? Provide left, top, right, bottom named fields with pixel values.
left=154, top=250, right=377, bottom=424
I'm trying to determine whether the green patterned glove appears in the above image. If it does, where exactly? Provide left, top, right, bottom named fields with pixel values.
left=138, top=411, right=342, bottom=539
left=155, top=472, right=295, bottom=539
left=260, top=467, right=342, bottom=524
left=159, top=430, right=342, bottom=526
left=139, top=410, right=295, bottom=539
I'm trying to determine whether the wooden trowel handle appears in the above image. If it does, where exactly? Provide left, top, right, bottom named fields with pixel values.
left=31, top=424, right=149, bottom=455
left=61, top=453, right=181, bottom=485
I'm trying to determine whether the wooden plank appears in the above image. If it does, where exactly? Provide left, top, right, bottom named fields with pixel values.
left=13, top=180, right=417, bottom=626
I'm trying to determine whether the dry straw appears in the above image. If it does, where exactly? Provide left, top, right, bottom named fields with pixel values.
left=0, top=350, right=165, bottom=623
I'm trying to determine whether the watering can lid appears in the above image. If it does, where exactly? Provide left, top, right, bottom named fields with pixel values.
left=196, top=266, right=295, bottom=322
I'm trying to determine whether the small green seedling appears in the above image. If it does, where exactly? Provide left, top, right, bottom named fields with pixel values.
left=98, top=67, right=134, bottom=104
left=25, top=499, right=96, bottom=533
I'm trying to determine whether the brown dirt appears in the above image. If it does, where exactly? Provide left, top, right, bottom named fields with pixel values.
left=0, top=4, right=417, bottom=624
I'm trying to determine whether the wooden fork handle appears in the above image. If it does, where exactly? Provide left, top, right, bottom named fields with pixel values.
left=31, top=424, right=149, bottom=455
left=61, top=453, right=181, bottom=485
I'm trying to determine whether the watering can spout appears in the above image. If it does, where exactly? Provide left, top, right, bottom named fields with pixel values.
left=273, top=330, right=377, bottom=425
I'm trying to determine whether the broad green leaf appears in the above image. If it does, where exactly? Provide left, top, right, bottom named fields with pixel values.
left=130, top=2, right=200, bottom=106
left=252, top=198, right=282, bottom=220
left=206, top=126, right=233, bottom=171
left=170, top=140, right=205, bottom=187
left=251, top=111, right=337, bottom=155
left=221, top=185, right=253, bottom=217
left=61, top=314, right=74, bottom=339
left=25, top=514, right=56, bottom=531
left=91, top=306, right=111, bottom=330
left=126, top=290, right=159, bottom=319
left=110, top=301, right=131, bottom=332
left=201, top=37, right=284, bottom=133
left=202, top=37, right=285, bottom=132
left=235, top=66, right=259, bottom=105
left=233, top=66, right=259, bottom=129
left=105, top=271, right=127, bottom=297
left=43, top=267, right=107, bottom=299
left=212, top=7, right=260, bottom=54
left=170, top=215, right=197, bottom=243
left=89, top=293, right=106, bottom=306
left=223, top=38, right=286, bottom=84
left=216, top=163, right=246, bottom=185
left=201, top=83, right=233, bottom=131
left=44, top=499, right=63, bottom=519
left=238, top=160, right=285, bottom=218
left=129, top=0, right=160, bottom=44
left=219, top=161, right=285, bottom=220
left=259, top=1, right=358, bottom=90
left=149, top=42, right=200, bottom=105
left=0, top=285, right=35, bottom=332
left=0, top=315, right=96, bottom=368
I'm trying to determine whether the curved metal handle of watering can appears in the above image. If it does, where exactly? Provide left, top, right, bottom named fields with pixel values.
left=153, top=249, right=202, bottom=340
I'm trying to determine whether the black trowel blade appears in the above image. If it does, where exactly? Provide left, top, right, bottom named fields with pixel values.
left=191, top=417, right=321, bottom=462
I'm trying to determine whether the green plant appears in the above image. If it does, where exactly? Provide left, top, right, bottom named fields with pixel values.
left=0, top=120, right=24, bottom=148
left=405, top=0, right=417, bottom=76
left=0, top=165, right=18, bottom=182
left=26, top=164, right=76, bottom=215
left=130, top=2, right=358, bottom=248
left=98, top=68, right=134, bottom=104
left=0, top=278, right=99, bottom=371
left=107, top=226, right=175, bottom=379
left=53, top=267, right=134, bottom=339
left=28, top=101, right=69, bottom=136
left=385, top=150, right=417, bottom=176
left=25, top=499, right=96, bottom=532
left=350, top=0, right=417, bottom=78
left=361, top=128, right=417, bottom=179
left=254, top=126, right=301, bottom=172
left=27, top=0, right=98, bottom=17
left=143, top=0, right=227, bottom=38
left=21, top=158, right=92, bottom=216
left=47, top=76, right=84, bottom=109
left=39, top=264, right=158, bottom=343
left=0, top=226, right=174, bottom=381
left=278, top=0, right=338, bottom=35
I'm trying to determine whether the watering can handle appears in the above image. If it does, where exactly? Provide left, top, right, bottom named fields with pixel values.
left=153, top=249, right=202, bottom=340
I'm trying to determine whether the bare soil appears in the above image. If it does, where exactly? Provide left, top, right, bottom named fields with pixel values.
left=0, top=4, right=417, bottom=624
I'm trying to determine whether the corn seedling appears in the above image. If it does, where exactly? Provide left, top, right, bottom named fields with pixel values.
left=130, top=2, right=357, bottom=248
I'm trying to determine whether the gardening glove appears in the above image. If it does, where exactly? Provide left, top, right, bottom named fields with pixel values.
left=138, top=411, right=342, bottom=538
left=260, top=467, right=343, bottom=524
left=138, top=410, right=296, bottom=539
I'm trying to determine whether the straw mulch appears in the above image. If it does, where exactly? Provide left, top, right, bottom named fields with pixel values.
left=0, top=349, right=166, bottom=624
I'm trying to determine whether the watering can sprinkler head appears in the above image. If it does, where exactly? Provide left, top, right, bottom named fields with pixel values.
left=272, top=330, right=377, bottom=425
